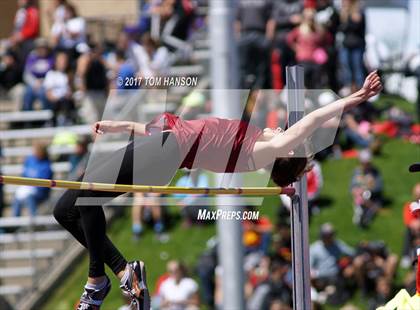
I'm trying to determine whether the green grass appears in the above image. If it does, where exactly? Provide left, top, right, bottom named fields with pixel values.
left=41, top=94, right=419, bottom=310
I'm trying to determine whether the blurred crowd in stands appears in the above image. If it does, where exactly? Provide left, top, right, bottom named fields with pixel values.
left=0, top=0, right=419, bottom=309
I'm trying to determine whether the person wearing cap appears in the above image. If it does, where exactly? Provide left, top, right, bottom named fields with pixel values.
left=350, top=149, right=383, bottom=227
left=22, top=38, right=53, bottom=111
left=310, top=223, right=355, bottom=302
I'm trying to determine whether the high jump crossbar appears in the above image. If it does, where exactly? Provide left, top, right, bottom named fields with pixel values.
left=0, top=175, right=295, bottom=197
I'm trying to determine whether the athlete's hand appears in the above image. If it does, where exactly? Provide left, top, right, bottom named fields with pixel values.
left=92, top=121, right=125, bottom=135
left=361, top=71, right=383, bottom=99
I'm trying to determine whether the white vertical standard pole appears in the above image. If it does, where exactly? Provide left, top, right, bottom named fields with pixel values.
left=210, top=1, right=245, bottom=310
left=286, top=65, right=311, bottom=309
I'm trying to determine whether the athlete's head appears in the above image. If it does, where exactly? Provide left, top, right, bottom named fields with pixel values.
left=270, top=156, right=308, bottom=187
left=262, top=128, right=308, bottom=186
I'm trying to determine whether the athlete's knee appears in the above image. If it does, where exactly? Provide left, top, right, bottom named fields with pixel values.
left=53, top=190, right=77, bottom=224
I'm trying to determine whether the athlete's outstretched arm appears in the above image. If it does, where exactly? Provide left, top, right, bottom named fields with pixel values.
left=253, top=71, right=382, bottom=168
left=92, top=120, right=147, bottom=136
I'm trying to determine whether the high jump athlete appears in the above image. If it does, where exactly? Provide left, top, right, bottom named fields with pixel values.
left=53, top=71, right=382, bottom=310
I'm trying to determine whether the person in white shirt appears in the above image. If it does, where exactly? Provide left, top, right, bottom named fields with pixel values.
left=44, top=51, right=74, bottom=125
left=115, top=31, right=171, bottom=78
left=159, top=260, right=200, bottom=310
left=47, top=0, right=67, bottom=34
left=137, top=32, right=171, bottom=79
left=51, top=3, right=86, bottom=51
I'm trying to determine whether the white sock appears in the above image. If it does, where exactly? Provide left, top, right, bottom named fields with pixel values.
left=85, top=277, right=107, bottom=291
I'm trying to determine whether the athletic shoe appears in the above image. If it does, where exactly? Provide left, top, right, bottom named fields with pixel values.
left=76, top=276, right=111, bottom=310
left=120, top=261, right=150, bottom=310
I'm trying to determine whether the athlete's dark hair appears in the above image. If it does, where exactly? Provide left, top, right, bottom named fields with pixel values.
left=270, top=157, right=308, bottom=187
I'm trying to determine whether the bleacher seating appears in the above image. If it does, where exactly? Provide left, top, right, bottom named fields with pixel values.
left=0, top=17, right=210, bottom=306
left=0, top=215, right=71, bottom=305
left=2, top=162, right=70, bottom=175
left=0, top=110, right=53, bottom=124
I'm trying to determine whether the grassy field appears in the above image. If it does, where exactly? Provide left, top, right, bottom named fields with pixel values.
left=42, top=96, right=419, bottom=310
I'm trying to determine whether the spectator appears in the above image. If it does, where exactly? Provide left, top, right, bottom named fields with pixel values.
left=0, top=50, right=23, bottom=106
left=0, top=145, right=3, bottom=219
left=159, top=260, right=200, bottom=310
left=270, top=0, right=304, bottom=88
left=131, top=192, right=166, bottom=240
left=22, top=38, right=53, bottom=111
left=0, top=50, right=22, bottom=93
left=11, top=143, right=53, bottom=216
left=247, top=257, right=293, bottom=310
left=137, top=33, right=171, bottom=79
left=306, top=160, right=323, bottom=214
left=116, top=31, right=149, bottom=75
left=401, top=183, right=420, bottom=268
left=196, top=239, right=218, bottom=308
left=235, top=0, right=274, bottom=89
left=46, top=0, right=68, bottom=35
left=338, top=0, right=366, bottom=93
left=403, top=235, right=420, bottom=294
left=343, top=113, right=374, bottom=149
left=350, top=149, right=383, bottom=227
left=158, top=0, right=196, bottom=54
left=75, top=44, right=108, bottom=123
left=367, top=276, right=393, bottom=310
left=286, top=7, right=331, bottom=88
left=272, top=221, right=292, bottom=263
left=269, top=299, right=292, bottom=310
left=123, top=0, right=156, bottom=36
left=51, top=3, right=87, bottom=60
left=315, top=0, right=340, bottom=91
left=68, top=137, right=90, bottom=180
left=245, top=255, right=271, bottom=297
left=353, top=241, right=398, bottom=296
left=9, top=0, right=40, bottom=62
left=114, top=49, right=137, bottom=90
left=310, top=223, right=355, bottom=303
left=174, top=169, right=210, bottom=227
left=243, top=206, right=273, bottom=255
left=43, top=51, right=75, bottom=125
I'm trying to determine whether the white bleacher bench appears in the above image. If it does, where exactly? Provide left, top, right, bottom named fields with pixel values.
left=192, top=49, right=210, bottom=61
left=140, top=102, right=177, bottom=114
left=0, top=215, right=59, bottom=228
left=0, top=267, right=35, bottom=278
left=0, top=285, right=24, bottom=296
left=0, top=230, right=70, bottom=244
left=0, top=248, right=56, bottom=260
left=0, top=124, right=91, bottom=141
left=4, top=183, right=66, bottom=194
left=0, top=110, right=53, bottom=123
left=3, top=144, right=76, bottom=158
left=169, top=65, right=203, bottom=76
left=2, top=139, right=131, bottom=159
left=193, top=39, right=210, bottom=49
left=2, top=161, right=70, bottom=175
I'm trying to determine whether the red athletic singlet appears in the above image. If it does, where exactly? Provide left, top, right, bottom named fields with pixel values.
left=145, top=113, right=263, bottom=173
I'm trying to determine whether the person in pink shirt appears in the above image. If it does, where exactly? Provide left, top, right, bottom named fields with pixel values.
left=287, top=7, right=331, bottom=88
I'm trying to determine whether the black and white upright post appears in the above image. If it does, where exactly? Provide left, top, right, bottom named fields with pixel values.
left=286, top=66, right=312, bottom=309
left=210, top=1, right=245, bottom=310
